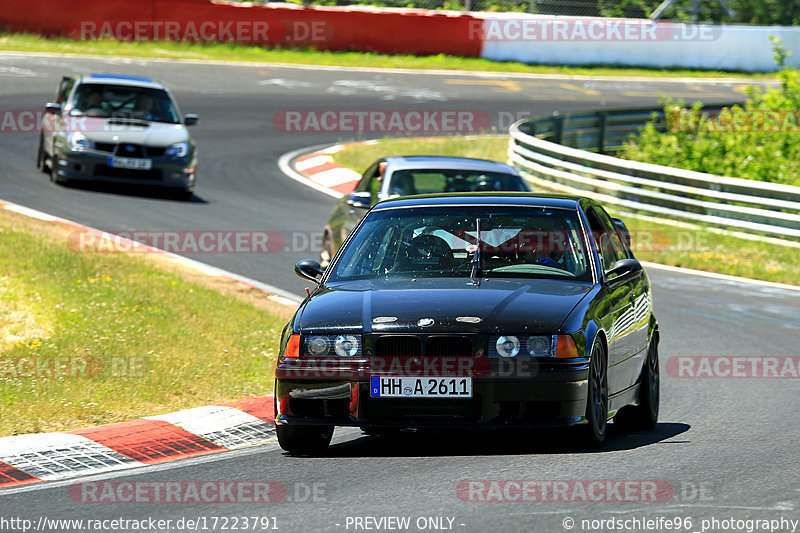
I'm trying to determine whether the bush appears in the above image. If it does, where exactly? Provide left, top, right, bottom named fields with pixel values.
left=619, top=38, right=800, bottom=186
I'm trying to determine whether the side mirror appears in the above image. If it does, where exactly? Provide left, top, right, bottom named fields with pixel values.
left=346, top=191, right=372, bottom=209
left=294, top=259, right=323, bottom=284
left=612, top=218, right=631, bottom=248
left=605, top=258, right=643, bottom=283
left=45, top=102, right=61, bottom=114
left=184, top=114, right=199, bottom=126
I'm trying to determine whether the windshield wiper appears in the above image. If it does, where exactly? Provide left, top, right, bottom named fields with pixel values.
left=470, top=217, right=482, bottom=285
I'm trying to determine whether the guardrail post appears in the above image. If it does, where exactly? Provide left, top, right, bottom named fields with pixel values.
left=552, top=112, right=563, bottom=145
left=597, top=112, right=607, bottom=154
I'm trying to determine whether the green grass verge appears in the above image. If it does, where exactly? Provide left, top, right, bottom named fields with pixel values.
left=0, top=210, right=288, bottom=436
left=0, top=32, right=777, bottom=79
left=332, top=135, right=800, bottom=286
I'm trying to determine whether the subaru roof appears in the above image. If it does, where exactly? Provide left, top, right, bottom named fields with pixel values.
left=77, top=74, right=165, bottom=90
left=384, top=156, right=521, bottom=175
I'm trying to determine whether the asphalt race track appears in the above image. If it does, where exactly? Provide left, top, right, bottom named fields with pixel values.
left=0, top=53, right=798, bottom=532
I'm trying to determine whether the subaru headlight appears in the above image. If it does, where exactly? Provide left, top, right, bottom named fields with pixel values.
left=68, top=131, right=93, bottom=151
left=303, top=334, right=361, bottom=357
left=165, top=141, right=189, bottom=158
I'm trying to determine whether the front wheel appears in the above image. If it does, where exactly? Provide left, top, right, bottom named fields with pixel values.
left=276, top=424, right=333, bottom=455
left=50, top=153, right=61, bottom=183
left=37, top=136, right=49, bottom=173
left=581, top=340, right=608, bottom=447
left=615, top=337, right=659, bottom=430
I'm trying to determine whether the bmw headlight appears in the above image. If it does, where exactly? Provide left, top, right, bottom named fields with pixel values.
left=494, top=336, right=520, bottom=358
left=68, top=131, right=93, bottom=151
left=491, top=335, right=555, bottom=357
left=165, top=141, right=189, bottom=158
left=334, top=335, right=360, bottom=357
left=305, top=336, right=330, bottom=356
left=303, top=334, right=361, bottom=357
left=526, top=336, right=554, bottom=357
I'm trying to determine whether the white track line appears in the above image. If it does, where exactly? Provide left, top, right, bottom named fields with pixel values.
left=277, top=145, right=346, bottom=199
left=0, top=51, right=774, bottom=84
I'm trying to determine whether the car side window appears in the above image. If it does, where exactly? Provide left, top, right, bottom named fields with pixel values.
left=599, top=232, right=626, bottom=273
left=586, top=206, right=626, bottom=271
left=354, top=163, right=377, bottom=193
left=355, top=162, right=385, bottom=203
left=56, top=78, right=75, bottom=106
left=592, top=206, right=631, bottom=260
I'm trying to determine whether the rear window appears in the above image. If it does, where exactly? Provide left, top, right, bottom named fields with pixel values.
left=386, top=169, right=527, bottom=196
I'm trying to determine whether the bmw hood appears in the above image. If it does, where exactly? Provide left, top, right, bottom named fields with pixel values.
left=78, top=118, right=189, bottom=147
left=298, top=278, right=593, bottom=334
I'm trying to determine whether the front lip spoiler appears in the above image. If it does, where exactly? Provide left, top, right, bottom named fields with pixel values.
left=55, top=167, right=194, bottom=188
left=274, top=415, right=586, bottom=429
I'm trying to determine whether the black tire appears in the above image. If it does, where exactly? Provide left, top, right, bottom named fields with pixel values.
left=615, top=337, right=659, bottom=430
left=582, top=340, right=608, bottom=447
left=37, top=136, right=49, bottom=173
left=50, top=142, right=69, bottom=185
left=276, top=424, right=333, bottom=455
left=320, top=231, right=334, bottom=270
left=50, top=153, right=61, bottom=183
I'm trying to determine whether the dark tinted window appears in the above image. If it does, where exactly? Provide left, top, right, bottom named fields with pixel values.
left=69, top=84, right=180, bottom=123
left=328, top=206, right=591, bottom=282
left=587, top=207, right=628, bottom=270
left=387, top=169, right=527, bottom=196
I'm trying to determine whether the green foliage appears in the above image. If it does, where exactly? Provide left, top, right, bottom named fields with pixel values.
left=619, top=38, right=800, bottom=186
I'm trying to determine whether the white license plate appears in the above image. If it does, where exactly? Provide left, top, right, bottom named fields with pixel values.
left=370, top=376, right=472, bottom=398
left=109, top=156, right=152, bottom=170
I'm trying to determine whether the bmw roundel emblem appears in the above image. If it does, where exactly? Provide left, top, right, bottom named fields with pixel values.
left=417, top=318, right=435, bottom=327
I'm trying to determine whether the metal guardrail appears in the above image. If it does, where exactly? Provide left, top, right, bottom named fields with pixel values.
left=508, top=105, right=800, bottom=241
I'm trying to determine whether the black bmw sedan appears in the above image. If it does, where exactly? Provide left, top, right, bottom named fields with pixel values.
left=275, top=194, right=660, bottom=453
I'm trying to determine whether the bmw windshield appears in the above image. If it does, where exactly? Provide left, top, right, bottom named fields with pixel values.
left=328, top=206, right=592, bottom=283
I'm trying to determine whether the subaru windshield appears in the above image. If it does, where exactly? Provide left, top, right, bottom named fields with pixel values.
left=70, top=83, right=181, bottom=124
